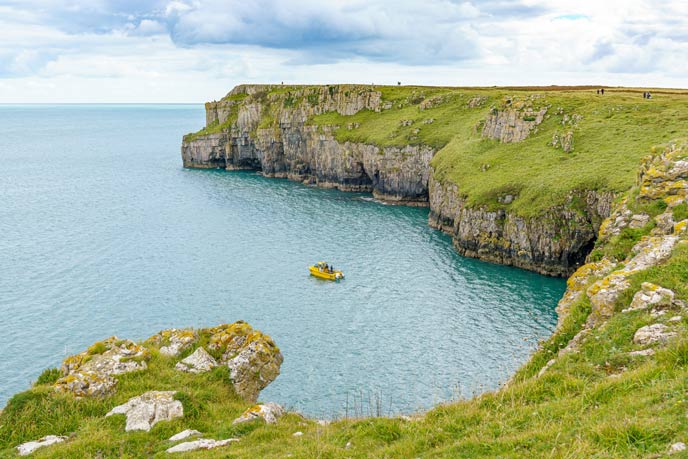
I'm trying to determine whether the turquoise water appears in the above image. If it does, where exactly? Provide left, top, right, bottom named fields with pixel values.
left=0, top=105, right=565, bottom=417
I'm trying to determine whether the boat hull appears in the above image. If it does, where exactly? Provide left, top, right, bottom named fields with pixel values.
left=309, top=266, right=344, bottom=281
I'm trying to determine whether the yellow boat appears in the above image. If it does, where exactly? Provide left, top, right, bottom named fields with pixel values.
left=309, top=261, right=344, bottom=281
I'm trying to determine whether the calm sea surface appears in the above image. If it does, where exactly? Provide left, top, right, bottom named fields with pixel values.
left=0, top=104, right=565, bottom=417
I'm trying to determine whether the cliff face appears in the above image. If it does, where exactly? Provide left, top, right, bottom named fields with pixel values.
left=182, top=85, right=617, bottom=275
left=428, top=175, right=614, bottom=276
left=183, top=85, right=432, bottom=205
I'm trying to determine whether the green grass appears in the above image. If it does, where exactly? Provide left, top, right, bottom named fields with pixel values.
left=189, top=85, right=688, bottom=216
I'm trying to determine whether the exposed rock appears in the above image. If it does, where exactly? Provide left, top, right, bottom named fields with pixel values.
left=467, top=96, right=487, bottom=108
left=55, top=337, right=150, bottom=397
left=207, top=322, right=283, bottom=402
left=550, top=130, right=574, bottom=153
left=628, top=213, right=650, bottom=228
left=428, top=175, right=614, bottom=276
left=628, top=348, right=655, bottom=357
left=668, top=315, right=683, bottom=323
left=175, top=347, right=218, bottom=374
left=106, top=391, right=183, bottom=432
left=633, top=324, right=677, bottom=345
left=167, top=438, right=239, bottom=453
left=169, top=429, right=203, bottom=442
left=147, top=329, right=199, bottom=357
left=54, top=370, right=117, bottom=398
left=537, top=359, right=556, bottom=378
left=622, top=283, right=675, bottom=313
left=482, top=104, right=547, bottom=143
left=670, top=442, right=687, bottom=453
left=293, top=431, right=304, bottom=437
left=16, top=435, right=67, bottom=456
left=233, top=402, right=284, bottom=425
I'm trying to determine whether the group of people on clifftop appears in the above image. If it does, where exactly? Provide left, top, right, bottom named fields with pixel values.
left=596, top=88, right=654, bottom=99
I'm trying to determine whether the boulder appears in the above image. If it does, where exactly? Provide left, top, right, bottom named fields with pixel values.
left=169, top=429, right=202, bottom=442
left=54, top=337, right=150, bottom=398
left=175, top=347, right=218, bottom=374
left=106, top=391, right=183, bottom=432
left=623, top=283, right=675, bottom=313
left=207, top=322, right=283, bottom=402
left=16, top=435, right=67, bottom=456
left=166, top=438, right=239, bottom=453
left=233, top=402, right=284, bottom=425
left=147, top=329, right=198, bottom=357
left=633, top=324, right=677, bottom=345
left=670, top=442, right=687, bottom=453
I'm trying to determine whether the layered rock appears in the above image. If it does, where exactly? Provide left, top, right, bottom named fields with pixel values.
left=182, top=85, right=434, bottom=206
left=428, top=176, right=614, bottom=276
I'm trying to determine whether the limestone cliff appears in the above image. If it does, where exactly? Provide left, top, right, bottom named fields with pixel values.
left=182, top=85, right=615, bottom=275
left=427, top=176, right=614, bottom=276
left=182, top=85, right=432, bottom=205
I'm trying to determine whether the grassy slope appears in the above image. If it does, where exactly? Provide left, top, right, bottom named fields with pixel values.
left=308, top=86, right=688, bottom=215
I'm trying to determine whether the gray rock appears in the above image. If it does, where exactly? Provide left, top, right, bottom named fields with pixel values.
left=633, top=324, right=677, bottom=345
left=16, top=435, right=67, bottom=456
left=670, top=442, right=686, bottom=453
left=623, top=283, right=675, bottom=313
left=233, top=402, right=284, bottom=425
left=628, top=348, right=655, bottom=357
left=169, top=429, right=202, bottom=442
left=628, top=213, right=650, bottom=228
left=166, top=438, right=239, bottom=453
left=175, top=347, right=217, bottom=374
left=106, top=391, right=183, bottom=432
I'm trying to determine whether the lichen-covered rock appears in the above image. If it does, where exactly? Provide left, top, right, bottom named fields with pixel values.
left=232, top=402, right=284, bottom=425
left=633, top=324, right=677, bottom=345
left=167, top=438, right=239, bottom=453
left=106, top=391, right=183, bottom=432
left=205, top=321, right=283, bottom=402
left=623, top=283, right=675, bottom=313
left=146, top=328, right=198, bottom=357
left=175, top=347, right=218, bottom=374
left=16, top=435, right=67, bottom=456
left=54, top=370, right=117, bottom=398
left=54, top=337, right=150, bottom=397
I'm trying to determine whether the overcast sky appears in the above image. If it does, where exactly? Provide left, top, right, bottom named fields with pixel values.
left=0, top=0, right=686, bottom=102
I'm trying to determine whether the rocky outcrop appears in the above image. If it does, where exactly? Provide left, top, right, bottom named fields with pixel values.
left=106, top=391, right=183, bottom=432
left=482, top=105, right=547, bottom=143
left=233, top=402, right=284, bottom=425
left=169, top=429, right=202, bottom=441
left=428, top=176, right=614, bottom=276
left=207, top=322, right=283, bottom=402
left=175, top=347, right=217, bottom=374
left=546, top=143, right=688, bottom=361
left=182, top=85, right=433, bottom=206
left=54, top=337, right=150, bottom=397
left=147, top=329, right=198, bottom=357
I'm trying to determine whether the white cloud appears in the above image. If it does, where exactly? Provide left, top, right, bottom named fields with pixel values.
left=0, top=0, right=686, bottom=101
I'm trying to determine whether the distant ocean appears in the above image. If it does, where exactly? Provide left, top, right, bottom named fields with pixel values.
left=0, top=104, right=565, bottom=416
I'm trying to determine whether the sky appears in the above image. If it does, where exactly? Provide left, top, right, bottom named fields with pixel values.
left=0, top=0, right=686, bottom=102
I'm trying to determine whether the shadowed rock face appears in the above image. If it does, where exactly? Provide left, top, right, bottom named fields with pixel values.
left=427, top=175, right=614, bottom=277
left=182, top=85, right=434, bottom=206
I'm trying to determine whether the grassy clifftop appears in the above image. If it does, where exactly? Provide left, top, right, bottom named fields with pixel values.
left=309, top=85, right=688, bottom=215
